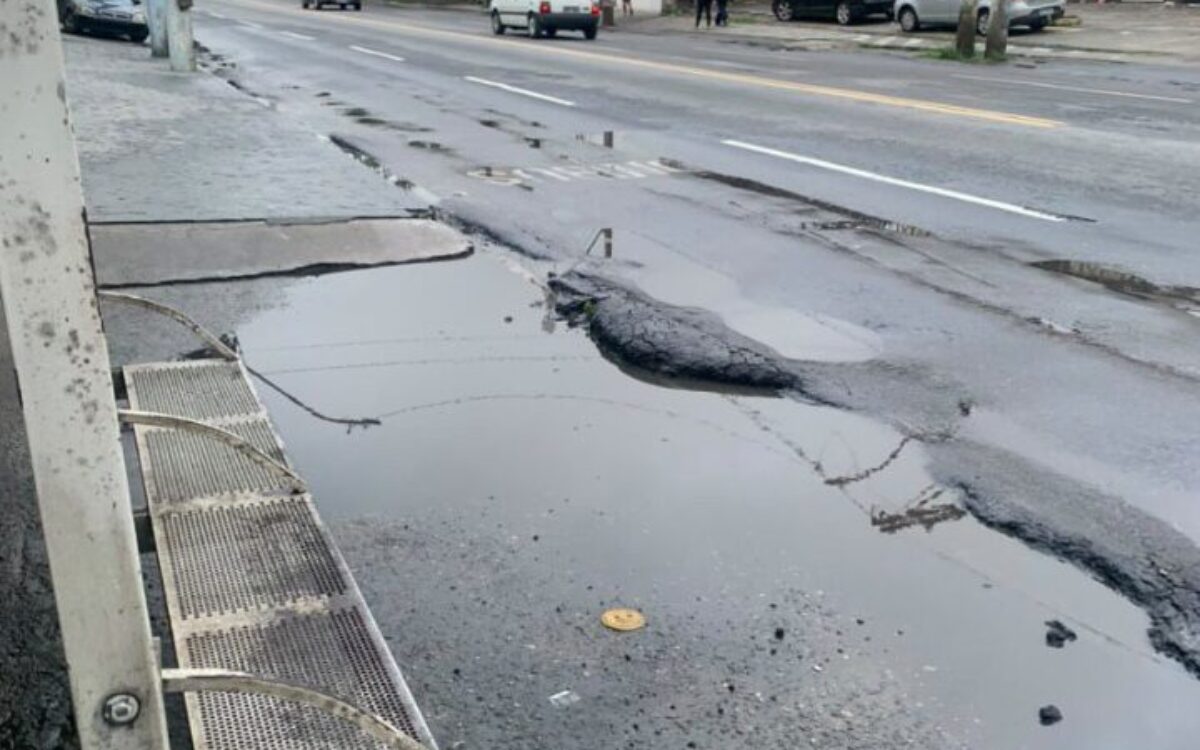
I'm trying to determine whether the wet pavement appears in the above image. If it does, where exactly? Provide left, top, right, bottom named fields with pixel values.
left=191, top=250, right=1200, bottom=749
left=46, top=1, right=1200, bottom=746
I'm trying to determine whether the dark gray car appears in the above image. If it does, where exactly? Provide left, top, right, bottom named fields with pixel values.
left=58, top=0, right=149, bottom=42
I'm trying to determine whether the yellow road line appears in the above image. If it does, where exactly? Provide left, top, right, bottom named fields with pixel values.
left=224, top=0, right=1064, bottom=129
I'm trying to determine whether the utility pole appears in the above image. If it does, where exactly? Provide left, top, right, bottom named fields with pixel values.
left=167, top=0, right=196, bottom=71
left=956, top=0, right=977, bottom=58
left=0, top=2, right=169, bottom=749
left=148, top=0, right=169, bottom=57
left=985, top=0, right=1009, bottom=60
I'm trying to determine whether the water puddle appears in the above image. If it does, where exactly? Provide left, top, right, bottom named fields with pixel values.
left=325, top=135, right=424, bottom=195
left=407, top=140, right=455, bottom=155
left=596, top=237, right=883, bottom=363
left=229, top=251, right=1200, bottom=750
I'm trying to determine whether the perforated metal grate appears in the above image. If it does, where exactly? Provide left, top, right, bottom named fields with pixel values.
left=127, top=359, right=435, bottom=749
left=185, top=608, right=419, bottom=749
left=127, top=360, right=262, bottom=422
left=143, top=419, right=290, bottom=503
left=159, top=497, right=347, bottom=620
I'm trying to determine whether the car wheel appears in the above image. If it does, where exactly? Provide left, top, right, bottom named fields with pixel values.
left=130, top=29, right=148, bottom=42
left=491, top=10, right=506, bottom=34
left=339, top=3, right=347, bottom=8
left=898, top=6, right=918, bottom=31
left=583, top=23, right=597, bottom=39
left=772, top=0, right=794, bottom=22
left=529, top=13, right=543, bottom=37
left=302, top=0, right=310, bottom=7
left=353, top=2, right=361, bottom=9
left=545, top=27, right=557, bottom=37
left=835, top=1, right=854, bottom=25
left=976, top=8, right=989, bottom=35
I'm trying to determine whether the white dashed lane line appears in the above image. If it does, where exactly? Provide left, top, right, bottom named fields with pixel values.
left=724, top=139, right=1066, bottom=222
left=952, top=73, right=1193, bottom=104
left=463, top=76, right=576, bottom=107
left=280, top=30, right=317, bottom=40
left=349, top=45, right=405, bottom=62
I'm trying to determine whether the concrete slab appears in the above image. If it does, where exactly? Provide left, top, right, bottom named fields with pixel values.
left=90, top=218, right=472, bottom=287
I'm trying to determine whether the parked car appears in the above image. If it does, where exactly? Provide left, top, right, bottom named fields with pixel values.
left=58, top=0, right=148, bottom=42
left=894, top=0, right=1064, bottom=33
left=772, top=0, right=894, bottom=26
left=489, top=0, right=600, bottom=39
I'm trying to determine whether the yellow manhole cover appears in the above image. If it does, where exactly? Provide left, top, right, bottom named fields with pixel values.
left=601, top=608, right=646, bottom=632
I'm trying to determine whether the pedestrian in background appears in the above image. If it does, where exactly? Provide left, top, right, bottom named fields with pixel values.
left=695, top=0, right=712, bottom=27
left=622, top=0, right=633, bottom=15
left=715, top=0, right=727, bottom=25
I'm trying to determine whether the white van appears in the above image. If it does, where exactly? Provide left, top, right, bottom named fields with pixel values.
left=489, top=0, right=600, bottom=39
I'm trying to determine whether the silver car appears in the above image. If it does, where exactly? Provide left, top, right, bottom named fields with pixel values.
left=895, top=0, right=1064, bottom=34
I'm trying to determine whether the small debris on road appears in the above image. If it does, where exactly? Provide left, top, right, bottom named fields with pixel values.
left=1039, top=704, right=1063, bottom=726
left=601, top=608, right=646, bottom=632
left=1045, top=620, right=1078, bottom=648
left=549, top=690, right=581, bottom=708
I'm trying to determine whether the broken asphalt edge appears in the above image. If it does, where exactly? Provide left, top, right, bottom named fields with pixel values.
left=96, top=250, right=474, bottom=290
left=551, top=268, right=1200, bottom=680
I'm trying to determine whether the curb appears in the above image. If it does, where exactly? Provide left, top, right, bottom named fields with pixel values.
left=851, top=32, right=1134, bottom=61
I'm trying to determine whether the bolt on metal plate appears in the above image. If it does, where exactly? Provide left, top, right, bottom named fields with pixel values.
left=103, top=693, right=142, bottom=726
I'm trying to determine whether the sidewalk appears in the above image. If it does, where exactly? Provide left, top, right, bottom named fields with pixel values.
left=625, top=2, right=1200, bottom=63
left=64, top=33, right=426, bottom=222
left=63, top=34, right=469, bottom=290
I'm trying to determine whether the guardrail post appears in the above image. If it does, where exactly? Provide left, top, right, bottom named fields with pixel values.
left=0, top=4, right=170, bottom=749
left=167, top=0, right=196, bottom=72
left=148, top=0, right=169, bottom=57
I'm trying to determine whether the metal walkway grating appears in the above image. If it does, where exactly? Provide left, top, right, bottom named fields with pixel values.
left=157, top=496, right=347, bottom=620
left=185, top=608, right=419, bottom=750
left=125, top=358, right=436, bottom=750
left=141, top=418, right=291, bottom=504
left=126, top=360, right=263, bottom=422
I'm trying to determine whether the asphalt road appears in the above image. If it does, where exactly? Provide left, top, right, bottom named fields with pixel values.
left=134, top=3, right=1200, bottom=747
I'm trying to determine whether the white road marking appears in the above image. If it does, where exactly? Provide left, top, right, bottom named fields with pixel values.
left=952, top=73, right=1193, bottom=104
left=463, top=76, right=575, bottom=107
left=468, top=160, right=682, bottom=186
left=723, top=140, right=1064, bottom=222
left=280, top=30, right=316, bottom=40
left=349, top=45, right=405, bottom=62
left=209, top=11, right=229, bottom=18
left=239, top=20, right=263, bottom=29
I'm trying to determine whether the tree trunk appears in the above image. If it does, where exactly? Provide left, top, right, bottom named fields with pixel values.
left=956, top=0, right=977, bottom=58
left=985, top=0, right=1008, bottom=60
